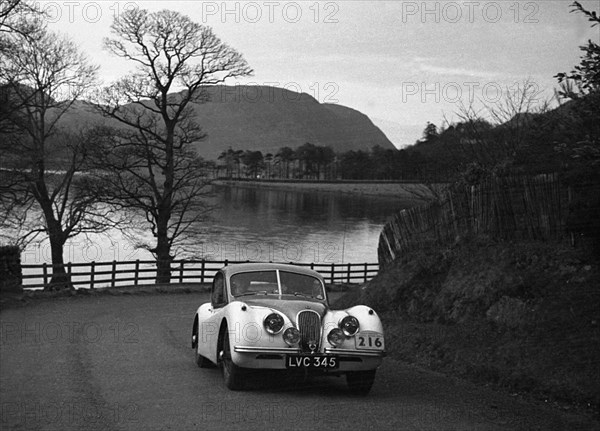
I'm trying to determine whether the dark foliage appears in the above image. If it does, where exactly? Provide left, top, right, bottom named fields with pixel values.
left=0, top=245, right=22, bottom=293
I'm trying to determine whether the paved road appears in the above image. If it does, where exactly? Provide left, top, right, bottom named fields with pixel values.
left=0, top=293, right=597, bottom=431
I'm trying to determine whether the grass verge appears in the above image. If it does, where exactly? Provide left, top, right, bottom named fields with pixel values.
left=333, top=237, right=600, bottom=416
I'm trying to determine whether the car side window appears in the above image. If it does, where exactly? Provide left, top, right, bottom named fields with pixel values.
left=211, top=273, right=226, bottom=308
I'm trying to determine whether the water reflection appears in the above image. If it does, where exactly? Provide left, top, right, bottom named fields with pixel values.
left=22, top=185, right=413, bottom=266
left=198, top=185, right=410, bottom=264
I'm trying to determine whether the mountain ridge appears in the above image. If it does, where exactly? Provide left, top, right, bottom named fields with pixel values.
left=56, top=85, right=395, bottom=159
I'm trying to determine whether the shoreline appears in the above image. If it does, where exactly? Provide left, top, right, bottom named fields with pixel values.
left=212, top=179, right=433, bottom=201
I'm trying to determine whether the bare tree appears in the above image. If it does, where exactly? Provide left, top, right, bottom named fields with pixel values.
left=0, top=26, right=103, bottom=290
left=95, top=8, right=252, bottom=283
left=452, top=78, right=552, bottom=172
left=0, top=0, right=42, bottom=37
left=0, top=0, right=45, bottom=133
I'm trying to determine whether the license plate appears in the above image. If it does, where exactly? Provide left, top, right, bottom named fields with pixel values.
left=286, top=355, right=338, bottom=369
left=355, top=332, right=384, bottom=350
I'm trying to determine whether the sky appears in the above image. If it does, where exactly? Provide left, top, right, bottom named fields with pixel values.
left=36, top=0, right=600, bottom=149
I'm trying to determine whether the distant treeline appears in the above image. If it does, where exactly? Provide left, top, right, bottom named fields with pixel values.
left=213, top=143, right=438, bottom=181
left=211, top=87, right=599, bottom=183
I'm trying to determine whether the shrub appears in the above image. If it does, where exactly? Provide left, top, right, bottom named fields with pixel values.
left=0, top=245, right=22, bottom=293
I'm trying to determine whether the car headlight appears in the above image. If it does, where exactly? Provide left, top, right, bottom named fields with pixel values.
left=283, top=327, right=300, bottom=346
left=327, top=328, right=345, bottom=347
left=264, top=313, right=284, bottom=335
left=340, top=315, right=360, bottom=336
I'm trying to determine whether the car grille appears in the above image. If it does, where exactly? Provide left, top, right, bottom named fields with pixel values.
left=297, top=310, right=321, bottom=352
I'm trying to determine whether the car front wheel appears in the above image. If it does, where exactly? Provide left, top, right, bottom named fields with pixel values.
left=346, top=369, right=376, bottom=395
left=195, top=346, right=212, bottom=368
left=221, top=329, right=244, bottom=390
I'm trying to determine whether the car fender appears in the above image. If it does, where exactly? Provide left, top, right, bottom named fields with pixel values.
left=196, top=303, right=212, bottom=324
left=223, top=301, right=295, bottom=364
left=346, top=305, right=384, bottom=334
left=322, top=305, right=384, bottom=351
left=196, top=303, right=222, bottom=363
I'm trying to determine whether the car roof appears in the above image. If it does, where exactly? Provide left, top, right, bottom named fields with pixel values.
left=220, top=262, right=324, bottom=280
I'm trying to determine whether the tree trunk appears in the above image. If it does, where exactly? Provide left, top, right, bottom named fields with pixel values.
left=154, top=209, right=172, bottom=284
left=37, top=182, right=72, bottom=291
left=155, top=239, right=172, bottom=284
left=47, top=228, right=72, bottom=291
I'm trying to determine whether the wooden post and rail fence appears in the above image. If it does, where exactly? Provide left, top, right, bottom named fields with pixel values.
left=20, top=260, right=380, bottom=290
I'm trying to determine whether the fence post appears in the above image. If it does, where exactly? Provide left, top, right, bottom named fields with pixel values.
left=347, top=263, right=351, bottom=284
left=364, top=263, right=368, bottom=282
left=330, top=263, right=335, bottom=284
left=179, top=261, right=184, bottom=284
left=111, top=260, right=117, bottom=288
left=201, top=259, right=205, bottom=284
left=90, top=261, right=95, bottom=289
left=134, top=260, right=140, bottom=286
left=43, top=263, right=48, bottom=286
left=568, top=186, right=575, bottom=247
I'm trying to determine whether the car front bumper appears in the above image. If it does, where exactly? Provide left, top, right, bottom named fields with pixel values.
left=232, top=345, right=385, bottom=371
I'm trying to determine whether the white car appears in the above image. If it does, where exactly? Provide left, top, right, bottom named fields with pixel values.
left=191, top=263, right=385, bottom=394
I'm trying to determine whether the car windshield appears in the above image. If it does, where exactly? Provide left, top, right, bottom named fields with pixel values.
left=230, top=270, right=325, bottom=300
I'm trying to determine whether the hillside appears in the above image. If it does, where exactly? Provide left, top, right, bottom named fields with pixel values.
left=403, top=93, right=599, bottom=178
left=335, top=238, right=600, bottom=414
left=55, top=85, right=395, bottom=160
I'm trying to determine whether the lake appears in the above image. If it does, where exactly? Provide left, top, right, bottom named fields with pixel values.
left=21, top=184, right=415, bottom=267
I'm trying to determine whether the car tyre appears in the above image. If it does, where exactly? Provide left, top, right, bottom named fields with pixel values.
left=346, top=369, right=376, bottom=395
left=222, top=330, right=244, bottom=390
left=195, top=348, right=212, bottom=368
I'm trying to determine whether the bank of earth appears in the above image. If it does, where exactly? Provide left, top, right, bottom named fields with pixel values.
left=335, top=237, right=600, bottom=419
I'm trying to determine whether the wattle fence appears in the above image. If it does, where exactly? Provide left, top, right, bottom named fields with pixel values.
left=21, top=259, right=380, bottom=290
left=378, top=174, right=570, bottom=265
